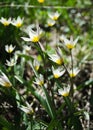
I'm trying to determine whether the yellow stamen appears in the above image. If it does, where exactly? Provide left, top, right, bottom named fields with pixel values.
left=28, top=109, right=34, bottom=115
left=54, top=74, right=60, bottom=79
left=56, top=58, right=63, bottom=65
left=69, top=73, right=76, bottom=78
left=62, top=92, right=69, bottom=97
left=3, top=22, right=9, bottom=26
left=39, top=81, right=44, bottom=86
left=4, top=82, right=12, bottom=87
left=53, top=16, right=58, bottom=21
left=35, top=66, right=39, bottom=71
left=38, top=0, right=44, bottom=3
left=48, top=23, right=53, bottom=27
left=66, top=43, right=75, bottom=49
left=8, top=49, right=13, bottom=53
left=16, top=23, right=22, bottom=28
left=32, top=36, right=39, bottom=43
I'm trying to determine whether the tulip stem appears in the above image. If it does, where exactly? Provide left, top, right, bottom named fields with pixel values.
left=63, top=63, right=69, bottom=76
left=70, top=50, right=74, bottom=98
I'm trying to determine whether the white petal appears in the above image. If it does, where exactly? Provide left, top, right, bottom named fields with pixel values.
left=74, top=37, right=79, bottom=44
left=21, top=37, right=31, bottom=41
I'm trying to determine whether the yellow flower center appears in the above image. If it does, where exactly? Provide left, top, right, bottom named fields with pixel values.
left=38, top=0, right=44, bottom=3
left=62, top=92, right=69, bottom=97
left=39, top=81, right=44, bottom=86
left=27, top=109, right=34, bottom=115
left=8, top=49, right=13, bottom=53
left=3, top=21, right=9, bottom=26
left=69, top=73, right=76, bottom=78
left=35, top=66, right=39, bottom=71
left=54, top=74, right=60, bottom=79
left=32, top=36, right=39, bottom=43
left=66, top=43, right=74, bottom=49
left=16, top=22, right=22, bottom=28
left=56, top=58, right=63, bottom=65
left=53, top=16, right=58, bottom=21
left=48, top=23, right=53, bottom=27
left=4, top=82, right=12, bottom=87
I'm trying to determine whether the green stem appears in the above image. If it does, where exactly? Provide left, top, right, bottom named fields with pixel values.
left=70, top=50, right=73, bottom=76
left=63, top=63, right=69, bottom=76
left=64, top=96, right=74, bottom=113
left=34, top=43, right=45, bottom=64
left=29, top=61, right=38, bottom=77
left=70, top=50, right=74, bottom=98
left=42, top=85, right=56, bottom=118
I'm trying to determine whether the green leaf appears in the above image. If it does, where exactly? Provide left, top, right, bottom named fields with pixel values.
left=18, top=54, right=34, bottom=61
left=47, top=103, right=65, bottom=130
left=64, top=97, right=83, bottom=129
left=14, top=75, right=24, bottom=84
left=68, top=115, right=83, bottom=130
left=27, top=83, right=52, bottom=117
left=26, top=122, right=33, bottom=130
left=47, top=117, right=63, bottom=130
left=47, top=118, right=59, bottom=130
left=42, top=86, right=56, bottom=119
left=0, top=116, right=15, bottom=130
left=64, top=96, right=74, bottom=113
left=25, top=78, right=56, bottom=119
left=77, top=79, right=93, bottom=90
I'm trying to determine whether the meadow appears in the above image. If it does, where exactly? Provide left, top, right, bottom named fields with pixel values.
left=0, top=0, right=93, bottom=129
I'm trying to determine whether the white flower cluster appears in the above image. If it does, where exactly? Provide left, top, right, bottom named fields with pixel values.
left=0, top=16, right=24, bottom=28
left=5, top=44, right=17, bottom=67
left=47, top=11, right=60, bottom=27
